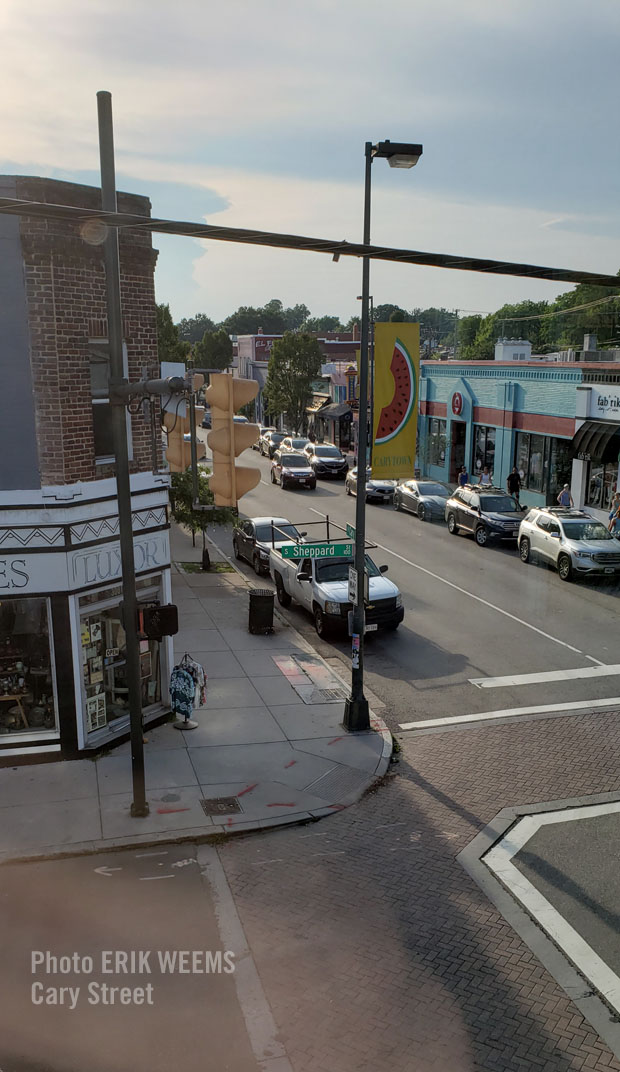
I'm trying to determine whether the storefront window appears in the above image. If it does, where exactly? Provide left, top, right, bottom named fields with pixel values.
left=516, top=433, right=570, bottom=496
left=79, top=582, right=163, bottom=737
left=427, top=418, right=446, bottom=466
left=586, top=462, right=617, bottom=510
left=472, top=425, right=496, bottom=476
left=0, top=598, right=58, bottom=735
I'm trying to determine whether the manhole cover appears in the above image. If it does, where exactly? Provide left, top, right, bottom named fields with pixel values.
left=200, top=796, right=242, bottom=816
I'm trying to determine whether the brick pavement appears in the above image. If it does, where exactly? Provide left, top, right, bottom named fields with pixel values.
left=215, top=709, right=620, bottom=1072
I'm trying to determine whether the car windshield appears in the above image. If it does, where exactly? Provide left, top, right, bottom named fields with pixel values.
left=480, top=495, right=519, bottom=513
left=417, top=483, right=449, bottom=497
left=314, top=446, right=342, bottom=458
left=281, top=454, right=307, bottom=468
left=255, top=522, right=300, bottom=542
left=269, top=433, right=284, bottom=443
left=315, top=554, right=381, bottom=583
left=562, top=521, right=612, bottom=541
left=290, top=438, right=307, bottom=448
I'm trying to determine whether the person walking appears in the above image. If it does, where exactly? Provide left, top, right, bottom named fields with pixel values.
left=480, top=466, right=492, bottom=486
left=609, top=506, right=620, bottom=540
left=608, top=491, right=620, bottom=523
left=458, top=466, right=469, bottom=487
left=557, top=483, right=574, bottom=508
left=507, top=466, right=521, bottom=505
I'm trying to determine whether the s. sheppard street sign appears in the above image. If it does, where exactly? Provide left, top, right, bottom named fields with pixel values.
left=280, top=542, right=354, bottom=559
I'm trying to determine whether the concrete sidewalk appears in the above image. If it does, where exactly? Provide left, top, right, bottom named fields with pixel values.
left=0, top=523, right=391, bottom=862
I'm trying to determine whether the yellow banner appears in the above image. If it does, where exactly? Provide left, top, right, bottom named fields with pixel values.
left=372, top=323, right=419, bottom=480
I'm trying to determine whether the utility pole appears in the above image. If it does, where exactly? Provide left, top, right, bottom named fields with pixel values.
left=454, top=309, right=459, bottom=360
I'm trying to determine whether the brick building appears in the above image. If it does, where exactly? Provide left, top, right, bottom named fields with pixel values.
left=0, top=176, right=172, bottom=762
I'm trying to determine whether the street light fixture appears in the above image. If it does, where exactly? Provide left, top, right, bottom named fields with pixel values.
left=343, top=140, right=422, bottom=733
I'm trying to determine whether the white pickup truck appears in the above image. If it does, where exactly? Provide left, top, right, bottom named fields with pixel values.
left=269, top=544, right=404, bottom=639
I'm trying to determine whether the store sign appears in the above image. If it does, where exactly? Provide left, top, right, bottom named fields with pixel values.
left=587, top=385, right=620, bottom=421
left=451, top=392, right=463, bottom=417
left=0, top=533, right=170, bottom=595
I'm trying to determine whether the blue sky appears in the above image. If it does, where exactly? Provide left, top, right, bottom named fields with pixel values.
left=2, top=0, right=619, bottom=324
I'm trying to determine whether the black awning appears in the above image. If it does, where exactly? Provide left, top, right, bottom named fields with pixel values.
left=572, top=420, right=620, bottom=462
left=317, top=402, right=352, bottom=420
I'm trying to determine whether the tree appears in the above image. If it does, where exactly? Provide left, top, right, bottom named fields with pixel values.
left=303, top=315, right=344, bottom=333
left=373, top=303, right=413, bottom=323
left=284, top=304, right=311, bottom=331
left=169, top=469, right=235, bottom=538
left=176, top=313, right=215, bottom=343
left=193, top=328, right=233, bottom=371
left=264, top=332, right=323, bottom=432
left=156, top=304, right=190, bottom=363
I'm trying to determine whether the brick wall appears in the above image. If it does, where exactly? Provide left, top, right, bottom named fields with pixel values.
left=13, top=176, right=160, bottom=486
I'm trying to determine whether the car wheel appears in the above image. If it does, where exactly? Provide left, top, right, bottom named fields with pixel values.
left=253, top=555, right=263, bottom=576
left=392, top=494, right=401, bottom=511
left=314, top=606, right=330, bottom=638
left=275, top=574, right=292, bottom=607
left=233, top=539, right=241, bottom=560
left=519, top=537, right=530, bottom=563
left=475, top=525, right=488, bottom=547
left=270, top=469, right=276, bottom=483
left=417, top=504, right=426, bottom=522
left=346, top=482, right=352, bottom=496
left=558, top=554, right=572, bottom=582
left=279, top=475, right=284, bottom=488
left=447, top=513, right=459, bottom=535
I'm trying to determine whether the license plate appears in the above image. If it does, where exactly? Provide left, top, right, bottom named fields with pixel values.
left=299, top=479, right=306, bottom=484
left=365, top=623, right=378, bottom=632
left=605, top=566, right=614, bottom=574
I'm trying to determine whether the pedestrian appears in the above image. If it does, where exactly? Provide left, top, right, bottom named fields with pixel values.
left=609, top=507, right=620, bottom=540
left=507, top=466, right=521, bottom=504
left=556, top=483, right=574, bottom=508
left=608, top=491, right=620, bottom=522
left=458, top=466, right=469, bottom=487
left=480, top=466, right=492, bottom=486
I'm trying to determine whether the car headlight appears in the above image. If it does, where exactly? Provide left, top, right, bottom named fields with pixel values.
left=395, top=594, right=403, bottom=608
left=575, top=550, right=592, bottom=558
left=324, top=601, right=341, bottom=615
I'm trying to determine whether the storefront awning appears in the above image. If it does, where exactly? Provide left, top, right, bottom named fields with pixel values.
left=571, top=420, right=620, bottom=463
left=306, top=394, right=330, bottom=414
left=317, top=402, right=352, bottom=420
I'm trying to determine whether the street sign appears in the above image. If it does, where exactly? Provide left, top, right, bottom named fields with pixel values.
left=348, top=565, right=358, bottom=603
left=346, top=523, right=356, bottom=539
left=280, top=542, right=354, bottom=559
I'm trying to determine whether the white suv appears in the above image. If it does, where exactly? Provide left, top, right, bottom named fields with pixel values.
left=518, top=507, right=620, bottom=582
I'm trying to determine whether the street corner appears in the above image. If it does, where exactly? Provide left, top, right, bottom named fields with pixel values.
left=458, top=791, right=620, bottom=1062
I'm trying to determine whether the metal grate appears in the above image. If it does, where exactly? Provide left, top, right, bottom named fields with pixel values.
left=200, top=796, right=242, bottom=816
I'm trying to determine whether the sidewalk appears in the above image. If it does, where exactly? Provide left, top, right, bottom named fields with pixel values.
left=0, top=523, right=391, bottom=862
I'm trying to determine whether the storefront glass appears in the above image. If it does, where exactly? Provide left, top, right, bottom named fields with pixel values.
left=472, top=425, right=496, bottom=476
left=0, top=597, right=58, bottom=736
left=78, top=579, right=163, bottom=738
left=586, top=462, right=617, bottom=511
left=427, top=418, right=447, bottom=466
left=516, top=433, right=570, bottom=497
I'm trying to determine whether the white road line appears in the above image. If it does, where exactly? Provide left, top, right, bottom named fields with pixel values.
left=135, top=850, right=169, bottom=858
left=484, top=802, right=620, bottom=1017
left=399, top=695, right=620, bottom=730
left=470, top=664, right=620, bottom=689
left=139, top=874, right=176, bottom=881
left=586, top=654, right=605, bottom=665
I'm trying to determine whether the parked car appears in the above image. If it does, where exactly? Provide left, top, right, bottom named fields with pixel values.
left=271, top=451, right=316, bottom=490
left=518, top=507, right=620, bottom=582
left=280, top=436, right=311, bottom=453
left=345, top=467, right=396, bottom=503
left=232, top=516, right=303, bottom=575
left=253, top=425, right=275, bottom=449
left=260, top=431, right=287, bottom=458
left=445, top=485, right=523, bottom=546
left=201, top=410, right=211, bottom=429
left=303, top=443, right=348, bottom=479
left=392, top=479, right=451, bottom=521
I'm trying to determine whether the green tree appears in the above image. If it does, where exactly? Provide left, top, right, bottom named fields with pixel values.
left=169, top=469, right=235, bottom=536
left=176, top=313, right=216, bottom=343
left=303, top=315, right=344, bottom=332
left=374, top=303, right=413, bottom=322
left=264, top=332, right=323, bottom=432
left=156, top=304, right=190, bottom=363
left=283, top=303, right=311, bottom=331
left=193, top=328, right=233, bottom=371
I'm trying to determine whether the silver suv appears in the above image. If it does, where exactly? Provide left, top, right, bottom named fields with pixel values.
left=518, top=507, right=620, bottom=582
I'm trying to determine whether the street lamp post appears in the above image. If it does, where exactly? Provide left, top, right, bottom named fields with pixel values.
left=356, top=294, right=374, bottom=466
left=343, top=140, right=422, bottom=733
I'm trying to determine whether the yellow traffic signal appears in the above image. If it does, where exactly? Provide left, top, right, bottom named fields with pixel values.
left=194, top=405, right=207, bottom=464
left=163, top=411, right=190, bottom=472
left=205, top=374, right=259, bottom=507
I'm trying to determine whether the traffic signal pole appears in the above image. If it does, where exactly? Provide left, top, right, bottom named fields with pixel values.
left=97, top=91, right=148, bottom=817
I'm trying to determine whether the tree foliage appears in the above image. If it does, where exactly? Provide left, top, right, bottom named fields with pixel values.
left=193, top=328, right=233, bottom=371
left=156, top=304, right=190, bottom=363
left=264, top=332, right=323, bottom=432
left=302, top=315, right=344, bottom=332
left=177, top=313, right=216, bottom=343
left=169, top=469, right=235, bottom=533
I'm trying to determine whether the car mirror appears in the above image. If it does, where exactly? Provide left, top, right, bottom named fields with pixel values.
left=379, top=564, right=388, bottom=574
left=550, top=531, right=560, bottom=538
left=299, top=531, right=307, bottom=537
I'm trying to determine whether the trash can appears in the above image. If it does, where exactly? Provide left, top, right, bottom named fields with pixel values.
left=248, top=589, right=274, bottom=635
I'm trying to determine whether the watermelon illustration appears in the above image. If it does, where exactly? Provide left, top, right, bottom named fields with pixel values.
left=375, top=338, right=417, bottom=444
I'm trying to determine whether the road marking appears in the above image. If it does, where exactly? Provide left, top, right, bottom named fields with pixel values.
left=135, top=850, right=169, bottom=858
left=139, top=874, right=176, bottom=881
left=470, top=664, right=620, bottom=689
left=94, top=866, right=122, bottom=877
left=484, top=801, right=620, bottom=1018
left=586, top=654, right=605, bottom=665
left=399, top=695, right=620, bottom=730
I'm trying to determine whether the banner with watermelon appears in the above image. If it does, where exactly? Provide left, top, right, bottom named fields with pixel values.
left=372, top=323, right=419, bottom=480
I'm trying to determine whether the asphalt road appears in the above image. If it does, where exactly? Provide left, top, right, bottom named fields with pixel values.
left=200, top=443, right=620, bottom=731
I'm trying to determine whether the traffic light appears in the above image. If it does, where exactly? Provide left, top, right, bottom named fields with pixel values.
left=205, top=373, right=259, bottom=507
left=163, top=410, right=190, bottom=472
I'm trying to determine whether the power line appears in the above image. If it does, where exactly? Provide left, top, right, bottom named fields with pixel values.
left=498, top=294, right=618, bottom=324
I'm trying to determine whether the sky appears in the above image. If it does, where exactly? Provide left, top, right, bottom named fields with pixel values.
left=1, top=0, right=620, bottom=326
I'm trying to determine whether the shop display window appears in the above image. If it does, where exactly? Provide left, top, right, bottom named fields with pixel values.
left=79, top=582, right=163, bottom=737
left=472, top=425, right=496, bottom=476
left=586, top=462, right=617, bottom=510
left=0, top=597, right=58, bottom=735
left=426, top=418, right=446, bottom=466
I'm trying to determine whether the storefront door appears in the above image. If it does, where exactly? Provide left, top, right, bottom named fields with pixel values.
left=450, top=422, right=466, bottom=482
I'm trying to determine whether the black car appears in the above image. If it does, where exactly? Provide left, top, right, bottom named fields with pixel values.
left=271, top=451, right=316, bottom=490
left=303, top=443, right=348, bottom=479
left=232, top=516, right=302, bottom=575
left=444, top=485, right=523, bottom=546
left=201, top=410, right=211, bottom=429
left=393, top=479, right=451, bottom=521
left=260, top=431, right=286, bottom=458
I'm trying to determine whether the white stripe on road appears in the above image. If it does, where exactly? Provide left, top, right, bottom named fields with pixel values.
left=484, top=801, right=620, bottom=1018
left=399, top=696, right=620, bottom=730
left=470, top=664, right=620, bottom=689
